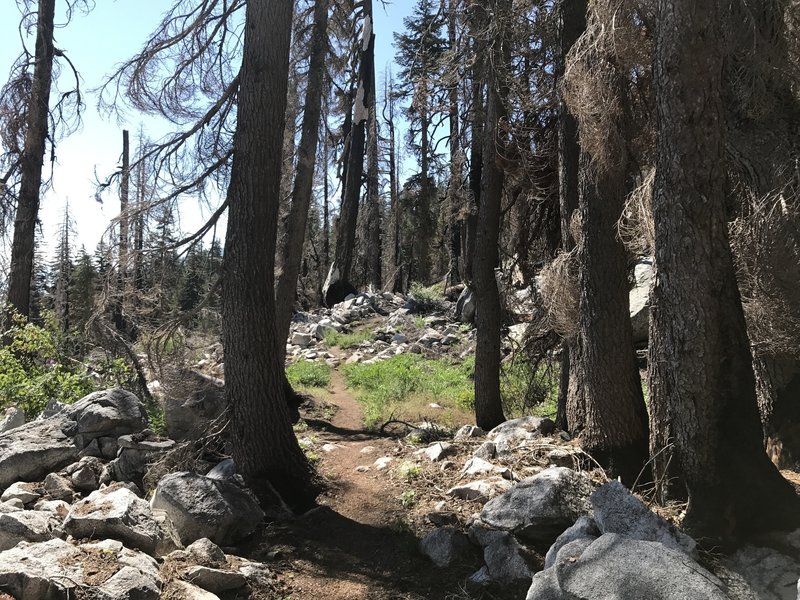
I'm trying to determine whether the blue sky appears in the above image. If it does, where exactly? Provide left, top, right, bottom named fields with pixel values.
left=0, top=0, right=413, bottom=257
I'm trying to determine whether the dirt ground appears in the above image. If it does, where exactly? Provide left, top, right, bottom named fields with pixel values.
left=245, top=367, right=519, bottom=600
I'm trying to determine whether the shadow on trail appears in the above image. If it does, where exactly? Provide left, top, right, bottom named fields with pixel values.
left=302, top=417, right=376, bottom=440
left=264, top=505, right=483, bottom=600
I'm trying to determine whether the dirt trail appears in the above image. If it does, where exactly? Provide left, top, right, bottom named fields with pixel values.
left=261, top=364, right=480, bottom=600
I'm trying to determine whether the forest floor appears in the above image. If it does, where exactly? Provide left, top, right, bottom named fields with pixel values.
left=241, top=361, right=510, bottom=600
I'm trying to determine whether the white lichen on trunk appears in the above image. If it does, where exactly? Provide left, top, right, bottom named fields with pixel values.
left=354, top=83, right=368, bottom=124
left=362, top=15, right=372, bottom=51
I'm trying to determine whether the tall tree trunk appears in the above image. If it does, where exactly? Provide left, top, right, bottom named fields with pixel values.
left=464, top=35, right=484, bottom=286
left=275, top=0, right=329, bottom=347
left=5, top=0, right=56, bottom=327
left=473, top=0, right=507, bottom=431
left=555, top=0, right=586, bottom=431
left=324, top=10, right=375, bottom=305
left=365, top=0, right=381, bottom=291
left=649, top=0, right=800, bottom=542
left=572, top=150, right=649, bottom=485
left=222, top=0, right=319, bottom=511
left=384, top=75, right=403, bottom=293
left=445, top=0, right=462, bottom=287
left=113, top=129, right=130, bottom=333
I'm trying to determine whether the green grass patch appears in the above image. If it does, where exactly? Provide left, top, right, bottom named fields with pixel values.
left=323, top=328, right=373, bottom=349
left=409, top=281, right=444, bottom=310
left=342, top=353, right=474, bottom=428
left=286, top=359, right=331, bottom=388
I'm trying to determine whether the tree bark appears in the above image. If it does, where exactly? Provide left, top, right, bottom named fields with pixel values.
left=324, top=10, right=375, bottom=305
left=222, top=0, right=319, bottom=511
left=473, top=0, right=507, bottom=431
left=649, top=0, right=800, bottom=542
left=275, top=0, right=329, bottom=346
left=5, top=0, right=56, bottom=327
left=365, top=0, right=381, bottom=291
left=572, top=150, right=649, bottom=485
left=445, top=0, right=462, bottom=288
left=555, top=0, right=586, bottom=432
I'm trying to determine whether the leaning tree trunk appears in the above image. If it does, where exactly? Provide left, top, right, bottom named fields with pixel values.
left=222, top=0, right=319, bottom=511
left=275, top=0, right=329, bottom=347
left=473, top=0, right=508, bottom=431
left=572, top=150, right=649, bottom=485
left=324, top=11, right=375, bottom=306
left=649, top=0, right=800, bottom=543
left=555, top=0, right=586, bottom=431
left=5, top=0, right=56, bottom=328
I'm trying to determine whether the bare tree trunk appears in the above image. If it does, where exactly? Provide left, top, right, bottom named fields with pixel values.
left=324, top=10, right=375, bottom=305
left=113, top=129, right=130, bottom=333
left=555, top=0, right=586, bottom=432
left=275, top=0, right=329, bottom=346
left=222, top=0, right=319, bottom=511
left=649, top=0, right=800, bottom=542
left=366, top=29, right=382, bottom=291
left=464, top=32, right=484, bottom=287
left=445, top=0, right=462, bottom=287
left=473, top=0, right=508, bottom=431
left=383, top=74, right=403, bottom=293
left=5, top=0, right=56, bottom=327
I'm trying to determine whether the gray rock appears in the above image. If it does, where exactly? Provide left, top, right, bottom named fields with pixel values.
left=483, top=532, right=534, bottom=583
left=526, top=566, right=565, bottom=600
left=479, top=467, right=592, bottom=543
left=291, top=332, right=313, bottom=348
left=2, top=498, right=24, bottom=510
left=32, top=499, right=70, bottom=519
left=0, top=417, right=78, bottom=492
left=447, top=477, right=513, bottom=503
left=0, top=538, right=160, bottom=600
left=110, top=434, right=176, bottom=484
left=185, top=537, right=227, bottom=567
left=64, top=485, right=164, bottom=554
left=453, top=425, right=486, bottom=441
left=0, top=510, right=57, bottom=551
left=206, top=458, right=236, bottom=481
left=461, top=457, right=511, bottom=478
left=419, top=527, right=473, bottom=568
left=456, top=287, right=476, bottom=323
left=0, top=482, right=42, bottom=506
left=537, top=533, right=730, bottom=600
left=591, top=481, right=696, bottom=557
left=65, top=388, right=148, bottom=447
left=167, top=580, right=221, bottom=599
left=151, top=472, right=264, bottom=546
left=71, top=466, right=99, bottom=492
left=726, top=545, right=800, bottom=600
left=414, top=442, right=455, bottom=462
left=0, top=407, right=25, bottom=434
left=629, top=260, right=653, bottom=344
left=164, top=371, right=226, bottom=441
left=473, top=441, right=497, bottom=460
left=43, top=473, right=74, bottom=501
left=544, top=515, right=599, bottom=568
left=183, top=566, right=248, bottom=593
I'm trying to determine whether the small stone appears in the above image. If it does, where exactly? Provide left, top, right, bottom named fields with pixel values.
left=185, top=538, right=227, bottom=567
left=355, top=465, right=370, bottom=473
left=71, top=466, right=99, bottom=492
left=360, top=446, right=376, bottom=454
left=374, top=457, right=393, bottom=470
left=183, top=566, right=247, bottom=593
left=1, top=482, right=42, bottom=506
left=43, top=473, right=74, bottom=501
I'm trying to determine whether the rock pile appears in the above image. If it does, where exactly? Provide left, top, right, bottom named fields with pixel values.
left=0, top=388, right=278, bottom=599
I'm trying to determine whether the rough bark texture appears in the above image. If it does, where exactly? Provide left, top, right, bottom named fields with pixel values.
left=365, top=0, right=381, bottom=291
left=464, top=27, right=484, bottom=286
left=573, top=151, right=649, bottom=485
left=222, top=0, right=319, bottom=511
left=445, top=0, right=462, bottom=287
left=5, top=0, right=56, bottom=325
left=472, top=0, right=507, bottom=431
left=555, top=0, right=586, bottom=431
left=325, top=12, right=375, bottom=305
left=275, top=0, right=328, bottom=346
left=649, top=0, right=800, bottom=542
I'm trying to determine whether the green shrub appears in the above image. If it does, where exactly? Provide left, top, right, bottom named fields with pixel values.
left=322, top=328, right=373, bottom=350
left=286, top=359, right=331, bottom=388
left=409, top=281, right=444, bottom=310
left=0, top=313, right=97, bottom=417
